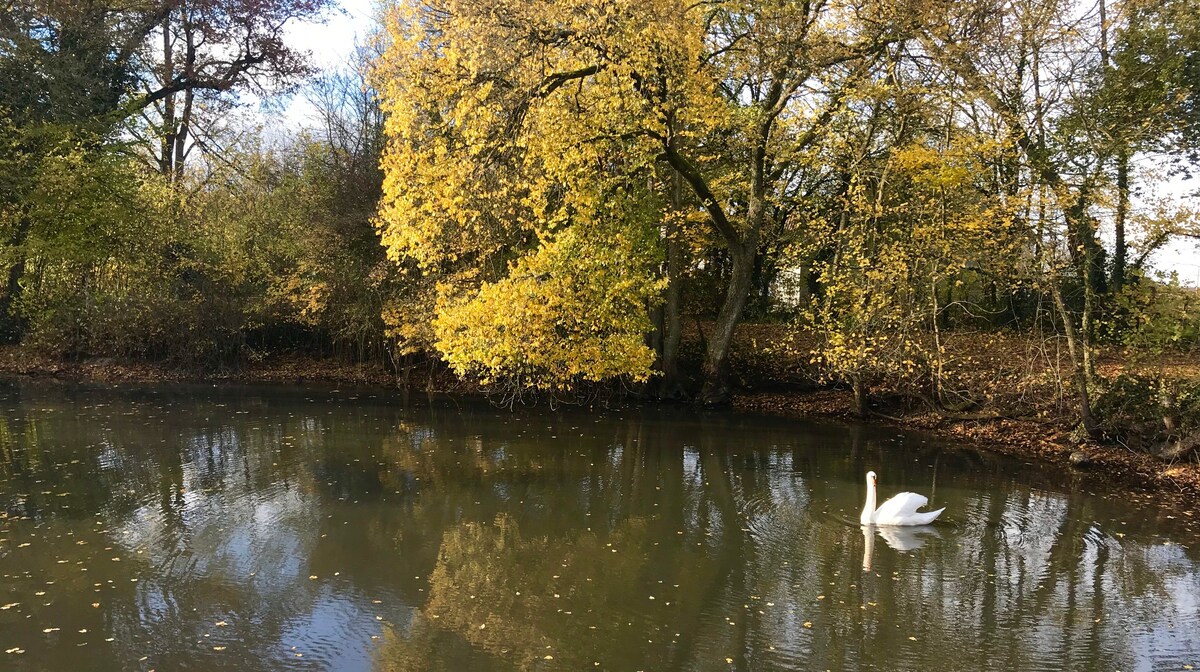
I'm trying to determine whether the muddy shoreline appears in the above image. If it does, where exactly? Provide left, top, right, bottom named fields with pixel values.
left=733, top=388, right=1200, bottom=518
left=2, top=345, right=1198, bottom=514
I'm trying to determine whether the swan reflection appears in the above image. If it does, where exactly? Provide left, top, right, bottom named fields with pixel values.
left=861, top=524, right=942, bottom=570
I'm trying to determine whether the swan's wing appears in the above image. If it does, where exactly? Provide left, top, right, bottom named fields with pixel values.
left=873, top=492, right=945, bottom=526
left=873, top=492, right=928, bottom=519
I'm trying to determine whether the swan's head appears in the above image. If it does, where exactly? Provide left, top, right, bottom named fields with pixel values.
left=866, top=470, right=877, bottom=485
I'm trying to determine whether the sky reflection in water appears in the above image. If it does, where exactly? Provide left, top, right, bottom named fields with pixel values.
left=0, top=380, right=1197, bottom=671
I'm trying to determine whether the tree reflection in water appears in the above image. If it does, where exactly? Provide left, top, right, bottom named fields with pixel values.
left=0, top=380, right=1196, bottom=671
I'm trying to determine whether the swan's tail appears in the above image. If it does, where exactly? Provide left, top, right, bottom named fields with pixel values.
left=910, top=507, right=945, bottom=526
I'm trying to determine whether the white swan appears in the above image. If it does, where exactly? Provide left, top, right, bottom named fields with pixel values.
left=860, top=470, right=944, bottom=526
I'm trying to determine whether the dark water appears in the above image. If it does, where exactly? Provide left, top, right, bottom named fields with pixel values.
left=0, top=380, right=1197, bottom=671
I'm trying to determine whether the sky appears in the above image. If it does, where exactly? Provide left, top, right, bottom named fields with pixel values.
left=278, top=1, right=1199, bottom=283
left=275, top=0, right=378, bottom=127
left=285, top=0, right=377, bottom=71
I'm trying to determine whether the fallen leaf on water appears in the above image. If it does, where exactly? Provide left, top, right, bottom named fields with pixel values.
left=803, top=622, right=812, bottom=628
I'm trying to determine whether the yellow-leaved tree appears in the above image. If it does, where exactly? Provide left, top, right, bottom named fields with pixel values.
left=799, top=73, right=1021, bottom=416
left=374, top=0, right=908, bottom=398
left=373, top=0, right=681, bottom=392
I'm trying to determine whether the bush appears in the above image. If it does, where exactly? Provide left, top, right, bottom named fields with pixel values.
left=1109, top=275, right=1200, bottom=353
left=1092, top=374, right=1200, bottom=452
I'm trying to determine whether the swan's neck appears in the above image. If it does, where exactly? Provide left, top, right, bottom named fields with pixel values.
left=861, top=479, right=877, bottom=525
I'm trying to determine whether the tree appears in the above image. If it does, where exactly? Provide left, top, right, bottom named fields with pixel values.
left=909, top=0, right=1200, bottom=437
left=801, top=65, right=1019, bottom=415
left=917, top=0, right=1119, bottom=436
left=0, top=0, right=332, bottom=341
left=0, top=0, right=163, bottom=338
left=374, top=0, right=902, bottom=400
left=1100, top=0, right=1200, bottom=288
left=130, top=0, right=334, bottom=181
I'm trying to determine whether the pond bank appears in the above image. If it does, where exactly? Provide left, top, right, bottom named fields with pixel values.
left=2, top=344, right=1197, bottom=513
left=733, top=388, right=1200, bottom=517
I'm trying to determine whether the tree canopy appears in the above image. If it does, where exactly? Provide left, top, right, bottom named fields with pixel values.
left=1, top=0, right=1199, bottom=448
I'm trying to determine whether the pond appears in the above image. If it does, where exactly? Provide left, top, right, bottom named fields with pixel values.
left=0, top=379, right=1197, bottom=671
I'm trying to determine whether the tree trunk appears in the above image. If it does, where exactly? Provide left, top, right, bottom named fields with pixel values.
left=852, top=375, right=867, bottom=418
left=658, top=230, right=685, bottom=399
left=174, top=88, right=192, bottom=182
left=1049, top=279, right=1100, bottom=439
left=699, top=243, right=755, bottom=405
left=658, top=170, right=686, bottom=399
left=173, top=16, right=197, bottom=182
left=930, top=272, right=946, bottom=405
left=0, top=259, right=26, bottom=342
left=1112, top=149, right=1129, bottom=291
left=159, top=15, right=175, bottom=176
left=1081, top=261, right=1096, bottom=385
left=1065, top=198, right=1108, bottom=297
left=0, top=215, right=31, bottom=341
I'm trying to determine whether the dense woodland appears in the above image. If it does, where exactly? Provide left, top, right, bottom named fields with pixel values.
left=2, top=0, right=1200, bottom=459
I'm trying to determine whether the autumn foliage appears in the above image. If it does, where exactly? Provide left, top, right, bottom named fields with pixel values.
left=2, top=0, right=1200, bottom=455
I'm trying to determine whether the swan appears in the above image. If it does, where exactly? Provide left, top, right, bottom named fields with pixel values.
left=860, top=470, right=944, bottom=526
